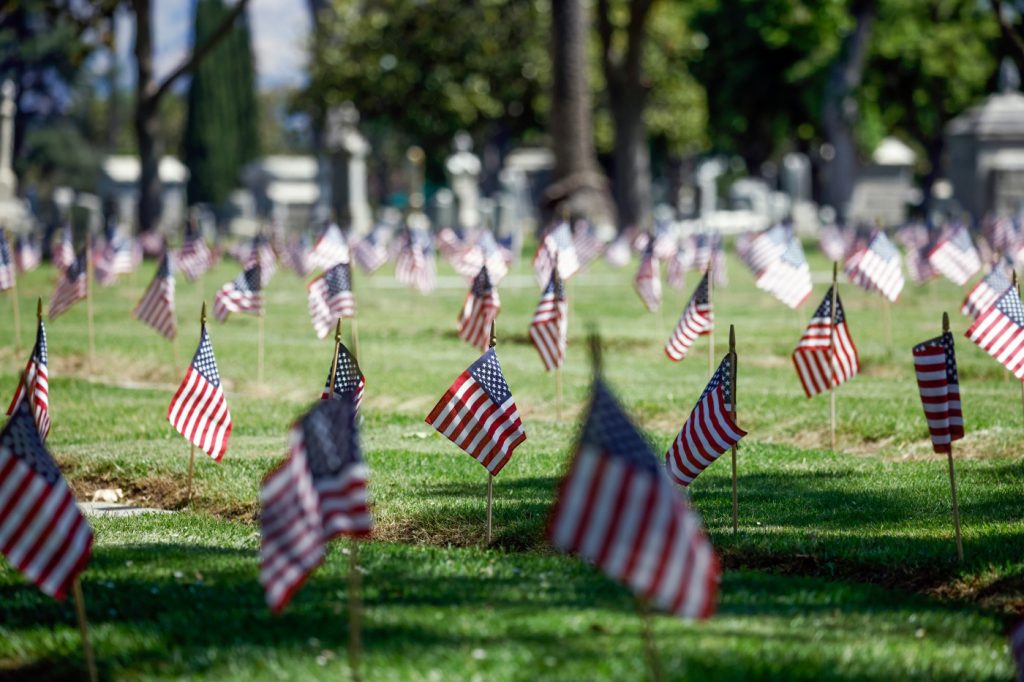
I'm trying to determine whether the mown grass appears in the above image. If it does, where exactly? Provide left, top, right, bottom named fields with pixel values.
left=0, top=244, right=1021, bottom=680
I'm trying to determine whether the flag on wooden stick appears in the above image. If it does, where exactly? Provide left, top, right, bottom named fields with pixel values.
left=529, top=268, right=567, bottom=371
left=177, top=225, right=214, bottom=281
left=634, top=241, right=661, bottom=312
left=14, top=234, right=40, bottom=273
left=213, top=265, right=262, bottom=322
left=48, top=253, right=87, bottom=320
left=395, top=229, right=436, bottom=293
left=260, top=397, right=371, bottom=612
left=792, top=287, right=860, bottom=397
left=755, top=236, right=813, bottom=309
left=321, top=341, right=365, bottom=412
left=548, top=376, right=719, bottom=619
left=426, top=347, right=526, bottom=475
left=929, top=224, right=981, bottom=286
left=458, top=266, right=501, bottom=351
left=6, top=317, right=50, bottom=440
left=167, top=326, right=232, bottom=461
left=845, top=230, right=904, bottom=302
left=533, top=222, right=580, bottom=286
left=665, top=354, right=746, bottom=486
left=0, top=401, right=93, bottom=599
left=133, top=253, right=176, bottom=340
left=965, top=285, right=1024, bottom=379
left=308, top=262, right=356, bottom=339
left=665, top=270, right=712, bottom=361
left=961, top=262, right=1013, bottom=319
left=912, top=331, right=963, bottom=453
left=309, top=222, right=350, bottom=270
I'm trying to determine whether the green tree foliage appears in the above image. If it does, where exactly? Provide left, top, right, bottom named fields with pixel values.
left=182, top=0, right=260, bottom=207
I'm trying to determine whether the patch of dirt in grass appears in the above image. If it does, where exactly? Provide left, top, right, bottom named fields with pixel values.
left=69, top=471, right=258, bottom=522
left=883, top=429, right=1020, bottom=461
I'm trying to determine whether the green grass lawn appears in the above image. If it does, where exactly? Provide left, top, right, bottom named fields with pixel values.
left=0, top=245, right=1020, bottom=680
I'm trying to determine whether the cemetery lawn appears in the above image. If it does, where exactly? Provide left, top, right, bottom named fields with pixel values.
left=0, top=249, right=1020, bottom=680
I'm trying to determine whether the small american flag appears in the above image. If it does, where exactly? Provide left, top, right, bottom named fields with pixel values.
left=457, top=266, right=501, bottom=351
left=666, top=244, right=694, bottom=291
left=1010, top=618, right=1024, bottom=682
left=845, top=231, right=904, bottom=302
left=0, top=401, right=93, bottom=599
left=965, top=285, right=1024, bottom=379
left=213, top=264, right=262, bottom=322
left=693, top=232, right=727, bottom=287
left=48, top=252, right=87, bottom=320
left=52, top=225, right=75, bottom=274
left=666, top=354, right=747, bottom=486
left=453, top=230, right=509, bottom=284
left=905, top=242, right=938, bottom=284
left=177, top=227, right=213, bottom=281
left=395, top=228, right=436, bottom=293
left=982, top=215, right=1019, bottom=255
left=6, top=318, right=50, bottom=440
left=0, top=228, right=14, bottom=291
left=572, top=219, right=604, bottom=268
left=665, top=270, right=712, bottom=362
left=961, top=262, right=1013, bottom=319
left=167, top=326, right=232, bottom=461
left=533, top=222, right=580, bottom=286
left=634, top=241, right=662, bottom=312
left=250, top=235, right=277, bottom=285
left=737, top=224, right=789, bottom=277
left=912, top=331, right=963, bottom=453
left=260, top=397, right=371, bottom=612
left=436, top=226, right=465, bottom=262
left=792, top=287, right=860, bottom=398
left=133, top=252, right=176, bottom=340
left=928, top=224, right=981, bottom=286
left=529, top=268, right=567, bottom=371
left=426, top=348, right=526, bottom=475
left=352, top=226, right=390, bottom=274
left=548, top=377, right=719, bottom=619
left=310, top=222, right=350, bottom=270
left=14, top=234, right=40, bottom=273
left=280, top=234, right=313, bottom=277
left=320, top=341, right=365, bottom=411
left=755, top=235, right=813, bottom=309
left=307, top=262, right=356, bottom=339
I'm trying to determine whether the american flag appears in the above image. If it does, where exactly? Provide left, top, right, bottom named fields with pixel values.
left=260, top=397, right=371, bottom=612
left=426, top=348, right=526, bottom=475
left=453, top=230, right=509, bottom=284
left=572, top=219, right=604, bottom=268
left=0, top=401, right=93, bottom=599
left=906, top=242, right=938, bottom=284
left=792, top=287, right=860, bottom=398
left=94, top=226, right=141, bottom=286
left=912, top=331, right=963, bottom=453
left=167, top=326, right=232, bottom=461
left=213, top=265, right=262, bottom=322
left=436, top=226, right=465, bottom=262
left=395, top=229, right=436, bottom=293
left=634, top=241, right=662, bottom=312
left=320, top=340, right=365, bottom=411
left=307, top=262, right=356, bottom=339
left=458, top=266, right=501, bottom=351
left=529, top=268, right=568, bottom=371
left=605, top=234, right=632, bottom=268
left=548, top=377, right=719, bottom=619
left=819, top=224, right=850, bottom=262
left=1010, top=618, right=1024, bottom=682
left=737, top=224, right=789, bottom=277
left=693, top=232, right=727, bottom=287
left=238, top=235, right=277, bottom=286
left=982, top=215, right=1019, bottom=255
left=280, top=234, right=313, bottom=277
left=0, top=228, right=14, bottom=291
left=961, top=262, right=1013, bottom=319
left=928, top=224, right=981, bottom=286
left=310, top=223, right=350, bottom=270
left=352, top=226, right=390, bottom=274
left=845, top=230, right=904, bottom=302
left=6, top=318, right=50, bottom=440
left=52, top=225, right=75, bottom=274
left=652, top=228, right=678, bottom=262
left=177, top=227, right=214, bottom=281
left=666, top=354, right=747, bottom=486
left=133, top=252, right=176, bottom=340
left=666, top=245, right=694, bottom=291
left=533, top=222, right=580, bottom=286
left=14, top=234, right=40, bottom=273
left=48, top=252, right=87, bottom=320
left=755, top=235, right=813, bottom=309
left=665, top=270, right=712, bottom=362
left=965, top=285, right=1024, bottom=379
left=139, top=229, right=166, bottom=257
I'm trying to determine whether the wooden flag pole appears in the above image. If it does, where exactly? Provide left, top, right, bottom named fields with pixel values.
left=486, top=321, right=497, bottom=545
left=329, top=318, right=343, bottom=395
left=72, top=577, right=99, bottom=682
left=828, top=263, right=838, bottom=452
left=728, top=324, right=739, bottom=534
left=186, top=302, right=207, bottom=505
left=348, top=538, right=363, bottom=682
left=941, top=312, right=964, bottom=563
left=707, top=265, right=715, bottom=378
left=85, top=232, right=96, bottom=370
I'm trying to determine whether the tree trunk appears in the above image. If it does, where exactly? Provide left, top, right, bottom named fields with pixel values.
left=610, top=84, right=650, bottom=230
left=545, top=0, right=615, bottom=229
left=821, top=0, right=875, bottom=224
left=133, top=0, right=163, bottom=234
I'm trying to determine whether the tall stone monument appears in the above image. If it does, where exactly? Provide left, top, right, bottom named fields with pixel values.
left=445, top=131, right=482, bottom=229
left=325, top=102, right=373, bottom=235
left=0, top=79, right=29, bottom=229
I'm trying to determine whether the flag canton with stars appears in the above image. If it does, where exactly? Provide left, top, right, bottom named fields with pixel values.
left=471, top=266, right=493, bottom=297
left=691, top=271, right=710, bottom=305
left=157, top=252, right=173, bottom=278
left=985, top=267, right=1012, bottom=293
left=468, top=349, right=511, bottom=405
left=546, top=269, right=565, bottom=300
left=236, top=265, right=261, bottom=293
left=995, top=287, right=1024, bottom=325
left=2, top=402, right=61, bottom=485
left=950, top=226, right=973, bottom=251
left=869, top=231, right=898, bottom=260
left=326, top=344, right=363, bottom=394
left=192, top=329, right=222, bottom=387
left=67, top=253, right=85, bottom=281
left=914, top=332, right=958, bottom=384
left=581, top=380, right=660, bottom=475
left=699, top=355, right=734, bottom=406
left=300, top=399, right=361, bottom=481
left=813, top=287, right=846, bottom=323
left=0, top=230, right=11, bottom=265
left=33, top=321, right=47, bottom=365
left=324, top=262, right=352, bottom=295
left=781, top=237, right=807, bottom=267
